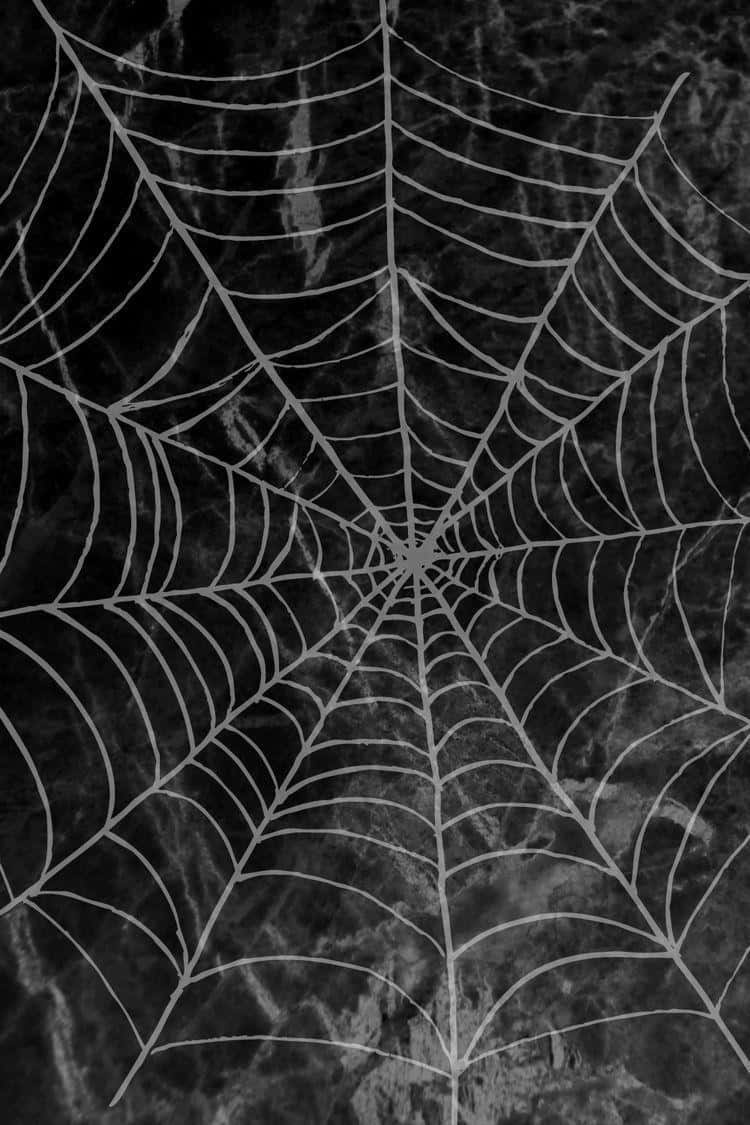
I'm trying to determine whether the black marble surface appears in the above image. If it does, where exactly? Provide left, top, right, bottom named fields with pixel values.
left=2, top=1, right=750, bottom=1122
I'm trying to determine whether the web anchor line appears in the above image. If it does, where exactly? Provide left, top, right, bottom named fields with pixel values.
left=380, top=0, right=416, bottom=549
left=418, top=70, right=691, bottom=553
left=425, top=573, right=750, bottom=1077
left=29, top=0, right=404, bottom=558
left=423, top=275, right=750, bottom=554
left=0, top=354, right=396, bottom=566
left=413, top=571, right=460, bottom=1125
left=0, top=567, right=399, bottom=923
left=107, top=572, right=410, bottom=1105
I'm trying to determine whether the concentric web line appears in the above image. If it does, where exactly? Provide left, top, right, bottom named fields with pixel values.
left=1, top=0, right=750, bottom=1121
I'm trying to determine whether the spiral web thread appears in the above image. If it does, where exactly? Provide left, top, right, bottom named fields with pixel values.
left=1, top=0, right=750, bottom=1119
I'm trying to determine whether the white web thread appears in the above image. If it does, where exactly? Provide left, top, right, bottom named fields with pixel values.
left=0, top=1, right=746, bottom=1121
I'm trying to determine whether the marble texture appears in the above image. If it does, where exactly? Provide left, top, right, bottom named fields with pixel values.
left=1, top=1, right=750, bottom=1123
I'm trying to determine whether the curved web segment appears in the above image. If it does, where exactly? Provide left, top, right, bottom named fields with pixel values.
left=0, top=1, right=749, bottom=1121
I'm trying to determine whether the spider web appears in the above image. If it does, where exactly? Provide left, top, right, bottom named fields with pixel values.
left=2, top=0, right=750, bottom=1120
